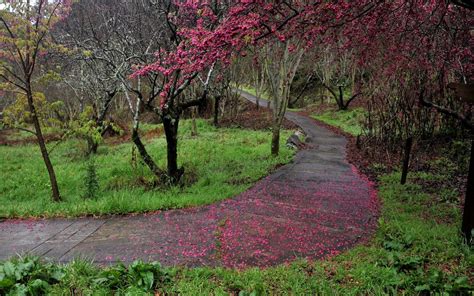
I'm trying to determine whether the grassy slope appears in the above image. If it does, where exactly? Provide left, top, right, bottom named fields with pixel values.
left=311, top=108, right=366, bottom=136
left=0, top=120, right=294, bottom=218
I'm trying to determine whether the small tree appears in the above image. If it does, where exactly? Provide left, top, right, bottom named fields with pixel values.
left=0, top=0, right=70, bottom=202
left=83, top=157, right=99, bottom=199
left=263, top=40, right=304, bottom=156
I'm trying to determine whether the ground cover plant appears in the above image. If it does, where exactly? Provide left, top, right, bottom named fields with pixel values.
left=0, top=120, right=293, bottom=218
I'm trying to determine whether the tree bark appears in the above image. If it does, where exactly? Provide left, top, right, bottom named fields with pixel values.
left=163, top=114, right=182, bottom=183
left=462, top=138, right=474, bottom=243
left=26, top=87, right=61, bottom=202
left=213, top=96, right=220, bottom=127
left=131, top=127, right=163, bottom=179
left=271, top=119, right=281, bottom=156
left=87, top=137, right=98, bottom=155
left=191, top=107, right=198, bottom=137
left=400, top=137, right=413, bottom=185
left=338, top=85, right=346, bottom=110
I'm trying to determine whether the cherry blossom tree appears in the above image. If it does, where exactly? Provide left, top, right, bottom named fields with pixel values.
left=138, top=0, right=473, bottom=237
left=343, top=0, right=473, bottom=240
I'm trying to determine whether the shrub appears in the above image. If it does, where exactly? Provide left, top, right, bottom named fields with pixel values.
left=83, top=157, right=99, bottom=199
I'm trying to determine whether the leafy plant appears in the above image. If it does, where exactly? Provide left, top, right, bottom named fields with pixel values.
left=0, top=256, right=64, bottom=295
left=414, top=270, right=472, bottom=294
left=83, top=157, right=99, bottom=199
left=2, top=93, right=64, bottom=129
left=66, top=106, right=122, bottom=155
left=93, top=260, right=171, bottom=293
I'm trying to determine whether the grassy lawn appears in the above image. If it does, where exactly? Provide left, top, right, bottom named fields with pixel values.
left=311, top=108, right=366, bottom=136
left=1, top=172, right=472, bottom=295
left=0, top=120, right=294, bottom=218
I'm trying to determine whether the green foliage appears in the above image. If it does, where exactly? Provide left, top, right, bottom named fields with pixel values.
left=1, top=258, right=171, bottom=295
left=65, top=105, right=123, bottom=155
left=93, top=260, right=171, bottom=293
left=83, top=157, right=99, bottom=199
left=66, top=106, right=103, bottom=149
left=0, top=120, right=294, bottom=218
left=312, top=108, right=366, bottom=136
left=2, top=93, right=64, bottom=129
left=0, top=256, right=65, bottom=295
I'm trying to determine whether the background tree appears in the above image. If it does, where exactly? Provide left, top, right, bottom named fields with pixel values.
left=263, top=40, right=304, bottom=156
left=314, top=44, right=361, bottom=111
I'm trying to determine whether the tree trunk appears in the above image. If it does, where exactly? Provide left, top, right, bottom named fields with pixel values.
left=26, top=88, right=61, bottom=202
left=213, top=96, right=220, bottom=127
left=131, top=127, right=163, bottom=179
left=400, top=137, right=413, bottom=185
left=338, top=85, right=346, bottom=110
left=271, top=119, right=281, bottom=156
left=88, top=139, right=98, bottom=155
left=191, top=107, right=198, bottom=137
left=163, top=115, right=182, bottom=183
left=255, top=88, right=260, bottom=110
left=462, top=138, right=474, bottom=244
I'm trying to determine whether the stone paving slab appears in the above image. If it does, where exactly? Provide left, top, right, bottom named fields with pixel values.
left=0, top=92, right=379, bottom=267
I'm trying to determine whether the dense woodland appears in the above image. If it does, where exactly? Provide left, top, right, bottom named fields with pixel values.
left=0, top=0, right=473, bottom=294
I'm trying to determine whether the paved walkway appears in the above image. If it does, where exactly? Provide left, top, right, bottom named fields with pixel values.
left=0, top=92, right=379, bottom=268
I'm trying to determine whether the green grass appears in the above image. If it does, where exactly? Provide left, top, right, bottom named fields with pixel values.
left=238, top=85, right=270, bottom=100
left=237, top=85, right=365, bottom=136
left=3, top=126, right=61, bottom=141
left=0, top=120, right=294, bottom=218
left=311, top=108, right=366, bottom=136
left=2, top=172, right=472, bottom=295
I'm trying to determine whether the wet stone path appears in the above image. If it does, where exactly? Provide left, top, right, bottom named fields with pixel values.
left=0, top=91, right=379, bottom=267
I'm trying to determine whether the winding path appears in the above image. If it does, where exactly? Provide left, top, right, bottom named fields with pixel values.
left=0, top=92, right=378, bottom=268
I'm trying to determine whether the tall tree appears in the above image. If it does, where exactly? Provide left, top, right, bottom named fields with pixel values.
left=0, top=0, right=70, bottom=202
left=263, top=40, right=304, bottom=155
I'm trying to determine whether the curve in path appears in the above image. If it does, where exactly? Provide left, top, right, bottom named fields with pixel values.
left=0, top=92, right=379, bottom=268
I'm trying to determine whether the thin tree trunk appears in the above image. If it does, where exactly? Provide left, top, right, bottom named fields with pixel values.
left=213, top=96, right=220, bottom=127
left=462, top=138, right=474, bottom=243
left=26, top=87, right=61, bottom=202
left=338, top=86, right=346, bottom=110
left=163, top=115, right=182, bottom=182
left=133, top=99, right=163, bottom=179
left=271, top=119, right=281, bottom=156
left=255, top=90, right=260, bottom=109
left=191, top=107, right=198, bottom=137
left=400, top=137, right=413, bottom=185
left=131, top=127, right=163, bottom=179
left=87, top=137, right=98, bottom=155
